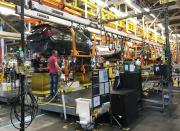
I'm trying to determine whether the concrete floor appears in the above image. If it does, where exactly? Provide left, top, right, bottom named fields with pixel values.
left=0, top=95, right=180, bottom=131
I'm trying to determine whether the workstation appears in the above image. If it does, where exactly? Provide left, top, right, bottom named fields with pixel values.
left=0, top=0, right=180, bottom=131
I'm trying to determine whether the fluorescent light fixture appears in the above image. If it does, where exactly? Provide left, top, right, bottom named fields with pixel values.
left=128, top=18, right=138, bottom=24
left=90, top=0, right=108, bottom=7
left=97, top=0, right=108, bottom=7
left=0, top=5, right=16, bottom=16
left=124, top=0, right=142, bottom=13
left=150, top=13, right=156, bottom=18
left=158, top=23, right=165, bottom=30
left=25, top=31, right=32, bottom=35
left=144, top=8, right=150, bottom=12
left=109, top=7, right=127, bottom=17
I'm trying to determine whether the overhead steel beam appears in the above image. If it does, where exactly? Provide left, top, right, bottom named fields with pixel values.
left=172, top=29, right=180, bottom=33
left=146, top=15, right=180, bottom=24
left=171, top=10, right=180, bottom=17
left=31, top=1, right=91, bottom=26
left=149, top=13, right=161, bottom=28
left=145, top=4, right=180, bottom=24
left=152, top=0, right=160, bottom=8
left=168, top=15, right=180, bottom=21
left=122, top=0, right=153, bottom=20
left=127, top=4, right=179, bottom=16
left=158, top=4, right=179, bottom=10
left=169, top=23, right=180, bottom=27
left=0, top=14, right=19, bottom=33
left=0, top=31, right=20, bottom=40
left=101, top=8, right=163, bottom=24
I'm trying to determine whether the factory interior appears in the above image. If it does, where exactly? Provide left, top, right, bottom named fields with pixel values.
left=0, top=0, right=180, bottom=131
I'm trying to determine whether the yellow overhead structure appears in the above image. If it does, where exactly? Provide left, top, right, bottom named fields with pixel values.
left=137, top=26, right=143, bottom=37
left=0, top=0, right=168, bottom=46
left=0, top=0, right=15, bottom=8
left=127, top=21, right=134, bottom=33
left=159, top=0, right=176, bottom=4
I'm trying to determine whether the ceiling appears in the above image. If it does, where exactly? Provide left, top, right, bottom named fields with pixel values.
left=107, top=0, right=180, bottom=33
left=135, top=0, right=180, bottom=33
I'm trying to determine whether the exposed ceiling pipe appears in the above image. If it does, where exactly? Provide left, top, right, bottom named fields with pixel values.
left=123, top=0, right=156, bottom=21
left=170, top=23, right=180, bottom=27
left=149, top=13, right=161, bottom=28
left=124, top=0, right=180, bottom=21
left=123, top=0, right=142, bottom=13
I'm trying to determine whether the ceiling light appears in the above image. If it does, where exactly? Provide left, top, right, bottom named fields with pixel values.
left=109, top=7, right=127, bottom=17
left=128, top=18, right=138, bottom=24
left=150, top=13, right=156, bottom=18
left=158, top=23, right=165, bottom=30
left=144, top=8, right=150, bottom=12
left=90, top=0, right=108, bottom=7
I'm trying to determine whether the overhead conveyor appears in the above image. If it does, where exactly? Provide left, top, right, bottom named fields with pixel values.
left=15, top=1, right=163, bottom=48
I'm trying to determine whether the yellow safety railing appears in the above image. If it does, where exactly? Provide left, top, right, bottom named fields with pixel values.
left=65, top=0, right=145, bottom=37
left=0, top=0, right=15, bottom=8
left=64, top=0, right=168, bottom=45
left=0, top=0, right=166, bottom=45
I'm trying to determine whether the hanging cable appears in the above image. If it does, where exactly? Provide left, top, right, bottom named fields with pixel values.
left=38, top=79, right=75, bottom=106
left=10, top=74, right=38, bottom=130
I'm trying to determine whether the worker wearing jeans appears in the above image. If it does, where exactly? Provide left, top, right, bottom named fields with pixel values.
left=50, top=73, right=58, bottom=97
left=48, top=50, right=61, bottom=98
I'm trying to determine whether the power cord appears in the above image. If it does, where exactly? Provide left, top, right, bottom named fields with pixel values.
left=38, top=80, right=75, bottom=105
left=10, top=76, right=38, bottom=130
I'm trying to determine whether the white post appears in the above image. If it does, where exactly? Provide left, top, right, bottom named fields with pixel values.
left=176, top=31, right=179, bottom=64
left=125, top=5, right=128, bottom=33
left=28, top=22, right=31, bottom=32
left=143, top=16, right=145, bottom=38
left=61, top=89, right=67, bottom=120
left=134, top=13, right=137, bottom=36
left=85, top=0, right=88, bottom=19
left=115, top=5, right=118, bottom=31
left=0, top=20, right=4, bottom=63
left=146, top=24, right=149, bottom=40
left=161, top=28, right=164, bottom=38
left=154, top=24, right=157, bottom=43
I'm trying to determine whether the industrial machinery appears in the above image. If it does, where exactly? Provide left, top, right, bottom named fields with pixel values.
left=27, top=24, right=96, bottom=94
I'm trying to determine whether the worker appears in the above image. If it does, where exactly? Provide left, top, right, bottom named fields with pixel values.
left=39, top=52, right=48, bottom=72
left=48, top=50, right=61, bottom=98
left=156, top=56, right=162, bottom=64
left=31, top=53, right=41, bottom=73
left=32, top=52, right=48, bottom=73
left=135, top=58, right=141, bottom=66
